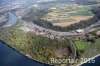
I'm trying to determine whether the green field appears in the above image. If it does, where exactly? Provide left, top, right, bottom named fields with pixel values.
left=81, top=38, right=100, bottom=58
left=41, top=3, right=94, bottom=26
left=75, top=41, right=89, bottom=50
left=68, top=10, right=93, bottom=16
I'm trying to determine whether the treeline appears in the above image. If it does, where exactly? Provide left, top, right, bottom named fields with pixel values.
left=76, top=0, right=98, bottom=5
left=22, top=5, right=100, bottom=32
left=33, top=15, right=99, bottom=32
left=65, top=6, right=100, bottom=31
left=22, top=7, right=51, bottom=22
left=56, top=0, right=98, bottom=5
left=33, top=6, right=100, bottom=32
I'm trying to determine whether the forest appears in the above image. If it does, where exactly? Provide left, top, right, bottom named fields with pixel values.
left=0, top=26, right=75, bottom=65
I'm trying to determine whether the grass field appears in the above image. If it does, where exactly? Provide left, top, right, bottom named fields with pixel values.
left=41, top=3, right=94, bottom=27
left=81, top=38, right=100, bottom=58
left=75, top=41, right=89, bottom=51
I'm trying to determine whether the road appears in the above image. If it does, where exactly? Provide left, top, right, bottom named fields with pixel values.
left=20, top=20, right=100, bottom=39
left=1, top=0, right=100, bottom=38
left=20, top=21, right=78, bottom=38
left=84, top=21, right=100, bottom=33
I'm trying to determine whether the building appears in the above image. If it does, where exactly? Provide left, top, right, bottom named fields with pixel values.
left=76, top=29, right=84, bottom=33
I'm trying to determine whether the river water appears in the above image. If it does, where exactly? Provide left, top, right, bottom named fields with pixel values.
left=80, top=56, right=100, bottom=66
left=0, top=12, right=51, bottom=66
left=3, top=12, right=18, bottom=27
left=0, top=41, right=50, bottom=66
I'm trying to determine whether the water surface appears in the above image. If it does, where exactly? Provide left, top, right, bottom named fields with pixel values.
left=0, top=41, right=51, bottom=66
left=81, top=56, right=100, bottom=66
left=4, top=12, right=18, bottom=26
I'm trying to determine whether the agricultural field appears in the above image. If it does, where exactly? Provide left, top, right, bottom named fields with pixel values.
left=81, top=38, right=100, bottom=58
left=41, top=3, right=94, bottom=27
left=75, top=41, right=89, bottom=51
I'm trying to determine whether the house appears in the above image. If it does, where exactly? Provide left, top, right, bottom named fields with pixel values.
left=76, top=29, right=84, bottom=33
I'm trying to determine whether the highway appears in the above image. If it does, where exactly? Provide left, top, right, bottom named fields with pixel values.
left=20, top=20, right=100, bottom=39
left=2, top=2, right=99, bottom=38
left=0, top=0, right=100, bottom=38
left=20, top=21, right=77, bottom=37
left=84, top=21, right=100, bottom=33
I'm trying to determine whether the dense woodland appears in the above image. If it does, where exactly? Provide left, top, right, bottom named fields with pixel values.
left=0, top=26, right=75, bottom=65
left=0, top=23, right=99, bottom=65
left=56, top=0, right=98, bottom=5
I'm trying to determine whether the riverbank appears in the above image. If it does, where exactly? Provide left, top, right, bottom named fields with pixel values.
left=0, top=40, right=51, bottom=66
left=0, top=13, right=9, bottom=26
left=1, top=10, right=46, bottom=65
left=77, top=54, right=100, bottom=66
left=2, top=12, right=18, bottom=27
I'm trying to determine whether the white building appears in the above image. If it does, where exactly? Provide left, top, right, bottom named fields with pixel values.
left=76, top=29, right=84, bottom=33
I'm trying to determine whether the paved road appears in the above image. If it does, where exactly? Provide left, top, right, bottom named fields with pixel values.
left=20, top=20, right=100, bottom=38
left=20, top=21, right=78, bottom=37
left=84, top=21, right=100, bottom=33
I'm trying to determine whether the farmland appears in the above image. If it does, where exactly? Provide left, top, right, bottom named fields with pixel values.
left=41, top=3, right=94, bottom=27
left=75, top=41, right=89, bottom=51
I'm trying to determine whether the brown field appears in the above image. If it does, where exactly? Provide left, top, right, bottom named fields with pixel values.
left=42, top=3, right=94, bottom=27
left=53, top=16, right=93, bottom=27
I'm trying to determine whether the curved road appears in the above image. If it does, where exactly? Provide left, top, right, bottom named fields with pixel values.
left=20, top=20, right=100, bottom=38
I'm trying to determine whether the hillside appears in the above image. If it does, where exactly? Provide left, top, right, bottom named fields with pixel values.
left=0, top=0, right=100, bottom=66
left=0, top=24, right=75, bottom=65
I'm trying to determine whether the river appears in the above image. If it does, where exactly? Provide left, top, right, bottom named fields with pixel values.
left=0, top=41, right=51, bottom=66
left=3, top=12, right=18, bottom=27
left=80, top=56, right=100, bottom=66
left=0, top=12, right=51, bottom=66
